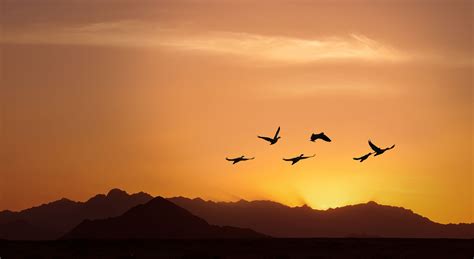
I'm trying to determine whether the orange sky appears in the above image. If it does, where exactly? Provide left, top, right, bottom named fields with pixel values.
left=1, top=0, right=472, bottom=224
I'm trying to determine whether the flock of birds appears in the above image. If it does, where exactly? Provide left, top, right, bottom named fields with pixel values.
left=226, top=126, right=395, bottom=165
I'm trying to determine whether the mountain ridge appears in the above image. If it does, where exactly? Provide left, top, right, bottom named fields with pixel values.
left=1, top=188, right=472, bottom=239
left=62, top=196, right=265, bottom=239
left=168, top=196, right=473, bottom=238
left=0, top=189, right=153, bottom=239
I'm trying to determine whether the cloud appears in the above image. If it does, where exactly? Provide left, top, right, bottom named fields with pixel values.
left=268, top=83, right=394, bottom=97
left=162, top=32, right=409, bottom=64
left=1, top=21, right=409, bottom=64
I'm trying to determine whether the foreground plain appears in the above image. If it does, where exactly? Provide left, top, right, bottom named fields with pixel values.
left=1, top=238, right=472, bottom=259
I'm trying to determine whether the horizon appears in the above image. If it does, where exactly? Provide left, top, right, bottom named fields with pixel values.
left=2, top=187, right=472, bottom=225
left=1, top=0, right=472, bottom=225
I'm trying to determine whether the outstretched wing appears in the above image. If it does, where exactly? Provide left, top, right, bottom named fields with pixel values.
left=258, top=136, right=273, bottom=142
left=283, top=157, right=294, bottom=161
left=368, top=140, right=382, bottom=153
left=388, top=144, right=395, bottom=150
left=320, top=133, right=332, bottom=142
left=226, top=157, right=235, bottom=161
left=354, top=152, right=371, bottom=161
left=274, top=126, right=281, bottom=138
left=303, top=154, right=316, bottom=159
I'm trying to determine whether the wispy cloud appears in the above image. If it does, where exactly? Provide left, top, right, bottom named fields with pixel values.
left=252, top=81, right=402, bottom=99
left=162, top=32, right=410, bottom=64
left=2, top=21, right=409, bottom=64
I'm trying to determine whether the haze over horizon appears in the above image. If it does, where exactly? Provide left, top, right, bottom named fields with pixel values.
left=1, top=0, right=472, bottom=224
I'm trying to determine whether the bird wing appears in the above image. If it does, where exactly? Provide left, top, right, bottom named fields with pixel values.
left=226, top=157, right=235, bottom=161
left=354, top=153, right=371, bottom=160
left=258, top=136, right=273, bottom=142
left=310, top=133, right=316, bottom=141
left=388, top=144, right=395, bottom=150
left=320, top=133, right=332, bottom=142
left=304, top=154, right=316, bottom=159
left=283, top=157, right=294, bottom=161
left=368, top=140, right=383, bottom=153
left=274, top=126, right=281, bottom=138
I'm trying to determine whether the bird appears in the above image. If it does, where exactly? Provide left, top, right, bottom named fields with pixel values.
left=226, top=156, right=255, bottom=164
left=310, top=132, right=332, bottom=142
left=368, top=140, right=395, bottom=156
left=353, top=152, right=373, bottom=162
left=283, top=154, right=315, bottom=165
left=258, top=126, right=281, bottom=145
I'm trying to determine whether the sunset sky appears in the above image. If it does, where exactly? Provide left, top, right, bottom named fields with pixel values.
left=1, top=0, right=472, bottom=224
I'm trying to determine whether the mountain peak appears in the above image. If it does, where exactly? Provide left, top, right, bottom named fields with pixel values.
left=106, top=188, right=128, bottom=198
left=297, top=204, right=312, bottom=210
left=138, top=196, right=169, bottom=208
left=120, top=196, right=197, bottom=221
left=54, top=198, right=76, bottom=205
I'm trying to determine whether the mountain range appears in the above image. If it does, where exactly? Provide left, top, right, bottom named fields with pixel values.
left=62, top=197, right=263, bottom=239
left=1, top=189, right=472, bottom=239
left=0, top=189, right=153, bottom=239
left=169, top=197, right=473, bottom=238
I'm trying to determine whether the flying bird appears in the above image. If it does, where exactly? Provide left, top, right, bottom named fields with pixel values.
left=258, top=126, right=281, bottom=145
left=368, top=140, right=395, bottom=156
left=310, top=132, right=332, bottom=142
left=283, top=154, right=315, bottom=165
left=353, top=152, right=373, bottom=162
left=226, top=156, right=255, bottom=164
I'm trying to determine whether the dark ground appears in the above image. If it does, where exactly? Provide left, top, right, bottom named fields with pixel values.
left=0, top=238, right=472, bottom=259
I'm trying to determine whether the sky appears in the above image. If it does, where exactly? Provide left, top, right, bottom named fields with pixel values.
left=0, top=0, right=472, bottom=224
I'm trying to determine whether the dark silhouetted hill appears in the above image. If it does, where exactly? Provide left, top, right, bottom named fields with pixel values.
left=62, top=197, right=265, bottom=239
left=168, top=198, right=473, bottom=238
left=0, top=219, right=53, bottom=240
left=2, top=189, right=472, bottom=240
left=0, top=189, right=153, bottom=240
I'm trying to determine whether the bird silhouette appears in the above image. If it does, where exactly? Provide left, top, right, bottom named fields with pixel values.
left=226, top=156, right=255, bottom=164
left=353, top=152, right=373, bottom=162
left=258, top=126, right=281, bottom=145
left=283, top=154, right=315, bottom=165
left=368, top=140, right=395, bottom=156
left=310, top=132, right=332, bottom=142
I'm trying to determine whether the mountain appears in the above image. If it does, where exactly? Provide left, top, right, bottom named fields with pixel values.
left=0, top=189, right=153, bottom=240
left=2, top=189, right=472, bottom=239
left=0, top=220, right=52, bottom=240
left=62, top=197, right=265, bottom=239
left=168, top=198, right=474, bottom=238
